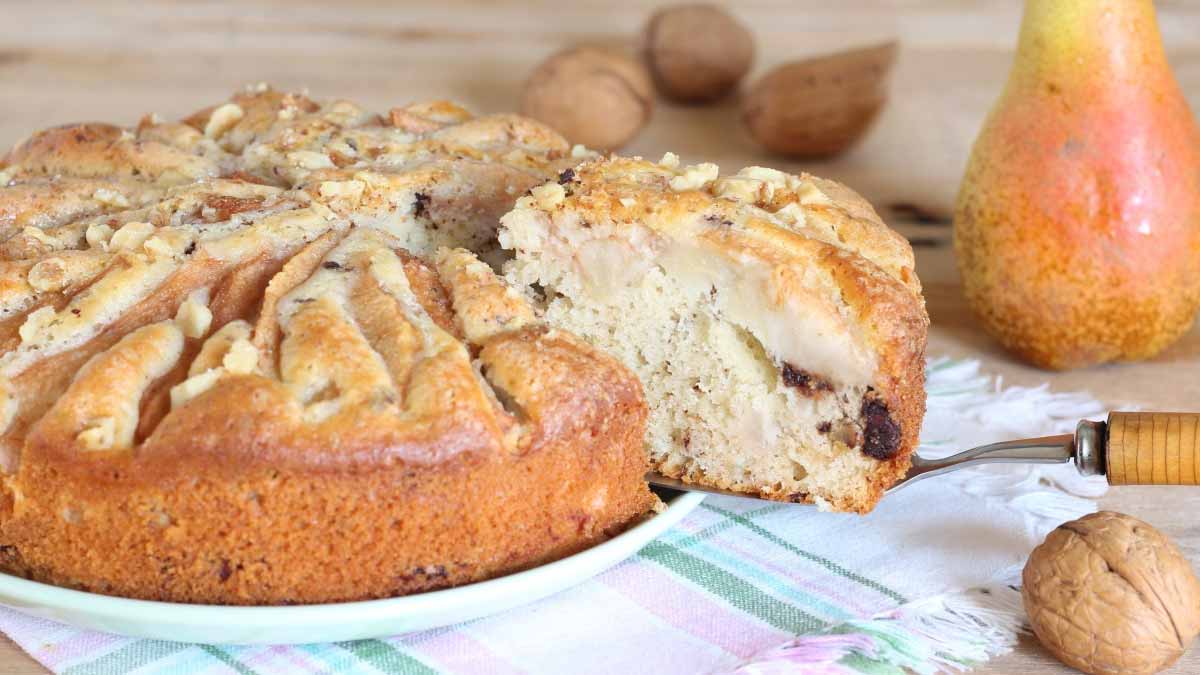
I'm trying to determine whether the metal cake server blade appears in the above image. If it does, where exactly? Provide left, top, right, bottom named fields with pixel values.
left=648, top=412, right=1197, bottom=503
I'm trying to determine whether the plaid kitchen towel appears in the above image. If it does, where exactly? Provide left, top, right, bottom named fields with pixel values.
left=0, top=358, right=1109, bottom=674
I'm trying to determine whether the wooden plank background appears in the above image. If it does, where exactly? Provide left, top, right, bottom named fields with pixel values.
left=4, top=0, right=1199, bottom=223
left=2, top=1, right=1200, bottom=672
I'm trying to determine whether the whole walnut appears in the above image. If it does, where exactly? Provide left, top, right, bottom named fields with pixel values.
left=741, top=42, right=896, bottom=159
left=1023, top=511, right=1200, bottom=674
left=642, top=4, right=754, bottom=103
left=520, top=47, right=653, bottom=151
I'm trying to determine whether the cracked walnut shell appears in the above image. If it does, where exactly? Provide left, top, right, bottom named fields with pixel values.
left=741, top=42, right=896, bottom=159
left=1022, top=511, right=1200, bottom=674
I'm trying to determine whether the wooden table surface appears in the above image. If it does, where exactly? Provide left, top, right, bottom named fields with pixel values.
left=2, top=1, right=1200, bottom=672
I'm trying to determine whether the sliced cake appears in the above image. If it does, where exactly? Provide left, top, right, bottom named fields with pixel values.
left=501, top=155, right=928, bottom=512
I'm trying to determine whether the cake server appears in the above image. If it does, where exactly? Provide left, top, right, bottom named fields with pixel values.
left=648, top=412, right=1200, bottom=500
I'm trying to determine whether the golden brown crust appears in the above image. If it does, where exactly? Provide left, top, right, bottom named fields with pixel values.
left=820, top=246, right=928, bottom=510
left=7, top=353, right=651, bottom=603
left=0, top=87, right=654, bottom=603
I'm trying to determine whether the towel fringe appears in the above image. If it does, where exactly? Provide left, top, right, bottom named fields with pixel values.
left=921, top=356, right=1108, bottom=541
left=730, top=584, right=1028, bottom=675
left=729, top=358, right=1107, bottom=675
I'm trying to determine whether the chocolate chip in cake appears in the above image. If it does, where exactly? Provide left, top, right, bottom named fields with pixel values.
left=218, top=559, right=232, bottom=582
left=322, top=261, right=342, bottom=270
left=780, top=363, right=833, bottom=396
left=183, top=241, right=197, bottom=255
left=816, top=421, right=832, bottom=434
left=400, top=565, right=448, bottom=584
left=557, top=168, right=576, bottom=184
left=860, top=396, right=901, bottom=460
left=413, top=191, right=430, bottom=218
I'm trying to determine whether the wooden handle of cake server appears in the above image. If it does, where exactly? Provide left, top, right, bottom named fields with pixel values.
left=1105, top=412, right=1200, bottom=486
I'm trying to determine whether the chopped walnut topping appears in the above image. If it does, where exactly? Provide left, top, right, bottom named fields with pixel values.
left=774, top=202, right=806, bottom=226
left=28, top=258, right=68, bottom=293
left=309, top=201, right=338, bottom=222
left=318, top=180, right=366, bottom=201
left=796, top=181, right=832, bottom=205
left=659, top=152, right=680, bottom=169
left=223, top=338, right=258, bottom=375
left=740, top=166, right=790, bottom=187
left=18, top=306, right=56, bottom=343
left=92, top=188, right=130, bottom=209
left=76, top=417, right=117, bottom=450
left=21, top=227, right=59, bottom=247
left=85, top=223, right=114, bottom=249
left=286, top=151, right=335, bottom=170
left=531, top=183, right=567, bottom=210
left=712, top=166, right=792, bottom=204
left=204, top=103, right=245, bottom=139
left=669, top=163, right=719, bottom=192
left=174, top=293, right=213, bottom=339
left=388, top=108, right=443, bottom=134
left=170, top=369, right=222, bottom=408
left=712, top=176, right=762, bottom=203
left=405, top=100, right=473, bottom=125
left=143, top=230, right=191, bottom=258
left=109, top=221, right=156, bottom=251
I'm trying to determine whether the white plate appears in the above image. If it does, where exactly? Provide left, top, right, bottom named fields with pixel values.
left=0, top=489, right=703, bottom=645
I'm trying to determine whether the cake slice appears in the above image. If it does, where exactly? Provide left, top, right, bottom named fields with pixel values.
left=501, top=155, right=928, bottom=512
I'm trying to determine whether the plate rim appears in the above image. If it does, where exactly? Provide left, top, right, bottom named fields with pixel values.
left=0, top=489, right=704, bottom=641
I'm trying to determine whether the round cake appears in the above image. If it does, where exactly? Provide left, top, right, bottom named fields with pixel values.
left=0, top=87, right=656, bottom=604
left=0, top=85, right=930, bottom=603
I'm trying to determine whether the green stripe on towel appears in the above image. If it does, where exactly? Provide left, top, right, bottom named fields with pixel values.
left=702, top=503, right=907, bottom=604
left=199, top=645, right=258, bottom=675
left=336, top=639, right=439, bottom=675
left=638, top=540, right=824, bottom=634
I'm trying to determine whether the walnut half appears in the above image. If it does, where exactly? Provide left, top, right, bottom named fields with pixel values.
left=1022, top=511, right=1200, bottom=675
